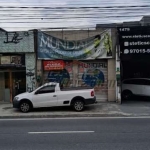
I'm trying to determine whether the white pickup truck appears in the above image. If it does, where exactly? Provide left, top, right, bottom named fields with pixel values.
left=13, top=82, right=96, bottom=113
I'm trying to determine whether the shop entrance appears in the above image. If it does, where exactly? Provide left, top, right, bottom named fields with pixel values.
left=0, top=70, right=26, bottom=102
left=121, top=60, right=150, bottom=80
left=117, top=26, right=150, bottom=102
left=121, top=59, right=150, bottom=101
left=12, top=71, right=26, bottom=99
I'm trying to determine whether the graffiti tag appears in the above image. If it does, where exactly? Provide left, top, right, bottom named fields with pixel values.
left=4, top=32, right=23, bottom=44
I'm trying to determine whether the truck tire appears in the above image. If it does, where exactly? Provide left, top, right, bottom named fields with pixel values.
left=19, top=101, right=31, bottom=113
left=73, top=100, right=85, bottom=112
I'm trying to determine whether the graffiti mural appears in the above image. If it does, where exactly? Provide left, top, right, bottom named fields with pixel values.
left=4, top=32, right=23, bottom=44
left=44, top=60, right=107, bottom=95
left=47, top=69, right=70, bottom=86
left=26, top=68, right=35, bottom=92
left=45, top=61, right=73, bottom=87
left=64, top=61, right=73, bottom=86
left=25, top=54, right=36, bottom=92
left=77, top=60, right=108, bottom=99
left=43, top=60, right=107, bottom=99
left=0, top=30, right=34, bottom=53
left=82, top=68, right=105, bottom=88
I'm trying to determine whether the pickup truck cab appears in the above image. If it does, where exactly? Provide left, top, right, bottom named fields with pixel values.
left=13, top=82, right=96, bottom=113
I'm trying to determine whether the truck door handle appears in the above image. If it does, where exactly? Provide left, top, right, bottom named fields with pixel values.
left=53, top=95, right=57, bottom=97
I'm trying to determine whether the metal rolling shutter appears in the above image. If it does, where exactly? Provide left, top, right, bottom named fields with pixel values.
left=43, top=60, right=108, bottom=101
left=77, top=60, right=108, bottom=101
left=43, top=60, right=73, bottom=87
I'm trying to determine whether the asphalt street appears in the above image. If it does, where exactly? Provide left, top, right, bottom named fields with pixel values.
left=0, top=117, right=150, bottom=150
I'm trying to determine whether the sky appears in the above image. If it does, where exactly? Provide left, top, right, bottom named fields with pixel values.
left=0, top=0, right=150, bottom=31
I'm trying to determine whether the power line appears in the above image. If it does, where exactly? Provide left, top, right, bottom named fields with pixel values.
left=0, top=15, right=144, bottom=20
left=0, top=5, right=150, bottom=8
left=0, top=3, right=148, bottom=31
left=2, top=5, right=149, bottom=8
left=0, top=6, right=149, bottom=11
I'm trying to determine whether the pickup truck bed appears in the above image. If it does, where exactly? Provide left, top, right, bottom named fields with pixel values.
left=61, top=86, right=92, bottom=91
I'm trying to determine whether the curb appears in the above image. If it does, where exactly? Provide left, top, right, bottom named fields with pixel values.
left=0, top=113, right=131, bottom=119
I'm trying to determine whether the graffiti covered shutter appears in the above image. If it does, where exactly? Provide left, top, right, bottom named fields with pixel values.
left=43, top=60, right=73, bottom=87
left=77, top=60, right=108, bottom=101
left=43, top=59, right=108, bottom=101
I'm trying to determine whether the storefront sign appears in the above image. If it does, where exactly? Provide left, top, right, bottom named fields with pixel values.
left=117, top=26, right=150, bottom=59
left=1, top=56, right=11, bottom=64
left=11, top=56, right=21, bottom=65
left=43, top=60, right=65, bottom=70
left=38, top=29, right=113, bottom=60
left=78, top=62, right=107, bottom=68
left=0, top=55, right=24, bottom=66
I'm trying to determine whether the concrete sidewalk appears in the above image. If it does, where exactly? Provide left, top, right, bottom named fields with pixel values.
left=1, top=100, right=150, bottom=118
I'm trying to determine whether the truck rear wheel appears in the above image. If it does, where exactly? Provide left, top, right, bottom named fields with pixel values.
left=73, top=100, right=84, bottom=111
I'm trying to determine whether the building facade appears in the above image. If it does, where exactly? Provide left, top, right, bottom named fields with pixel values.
left=0, top=29, right=36, bottom=103
left=36, top=28, right=117, bottom=102
left=96, top=16, right=150, bottom=104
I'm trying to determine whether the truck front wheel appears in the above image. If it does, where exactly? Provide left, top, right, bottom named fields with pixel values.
left=73, top=100, right=85, bottom=112
left=19, top=101, right=31, bottom=113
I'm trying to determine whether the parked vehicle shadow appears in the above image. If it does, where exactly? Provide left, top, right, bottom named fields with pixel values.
left=11, top=104, right=96, bottom=113
left=122, top=95, right=150, bottom=104
left=32, top=106, right=73, bottom=112
left=32, top=105, right=96, bottom=113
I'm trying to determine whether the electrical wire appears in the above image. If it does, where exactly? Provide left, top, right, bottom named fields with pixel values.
left=0, top=2, right=149, bottom=30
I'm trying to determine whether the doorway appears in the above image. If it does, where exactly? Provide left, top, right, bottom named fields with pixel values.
left=120, top=59, right=150, bottom=102
left=121, top=60, right=150, bottom=81
left=12, top=71, right=26, bottom=99
left=0, top=70, right=26, bottom=102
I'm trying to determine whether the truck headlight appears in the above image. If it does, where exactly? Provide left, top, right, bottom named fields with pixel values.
left=14, top=97, right=19, bottom=101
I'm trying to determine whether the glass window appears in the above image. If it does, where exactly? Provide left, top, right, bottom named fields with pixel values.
left=133, top=79, right=145, bottom=85
left=123, top=79, right=149, bottom=85
left=131, top=79, right=150, bottom=85
left=37, top=85, right=55, bottom=94
left=123, top=79, right=134, bottom=84
left=141, top=79, right=150, bottom=85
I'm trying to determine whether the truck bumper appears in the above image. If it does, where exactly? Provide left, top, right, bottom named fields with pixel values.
left=84, top=96, right=96, bottom=105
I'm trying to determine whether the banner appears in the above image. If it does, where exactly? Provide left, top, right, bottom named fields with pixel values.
left=38, top=29, right=112, bottom=60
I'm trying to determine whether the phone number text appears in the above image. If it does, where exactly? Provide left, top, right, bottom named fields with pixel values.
left=129, top=49, right=150, bottom=53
